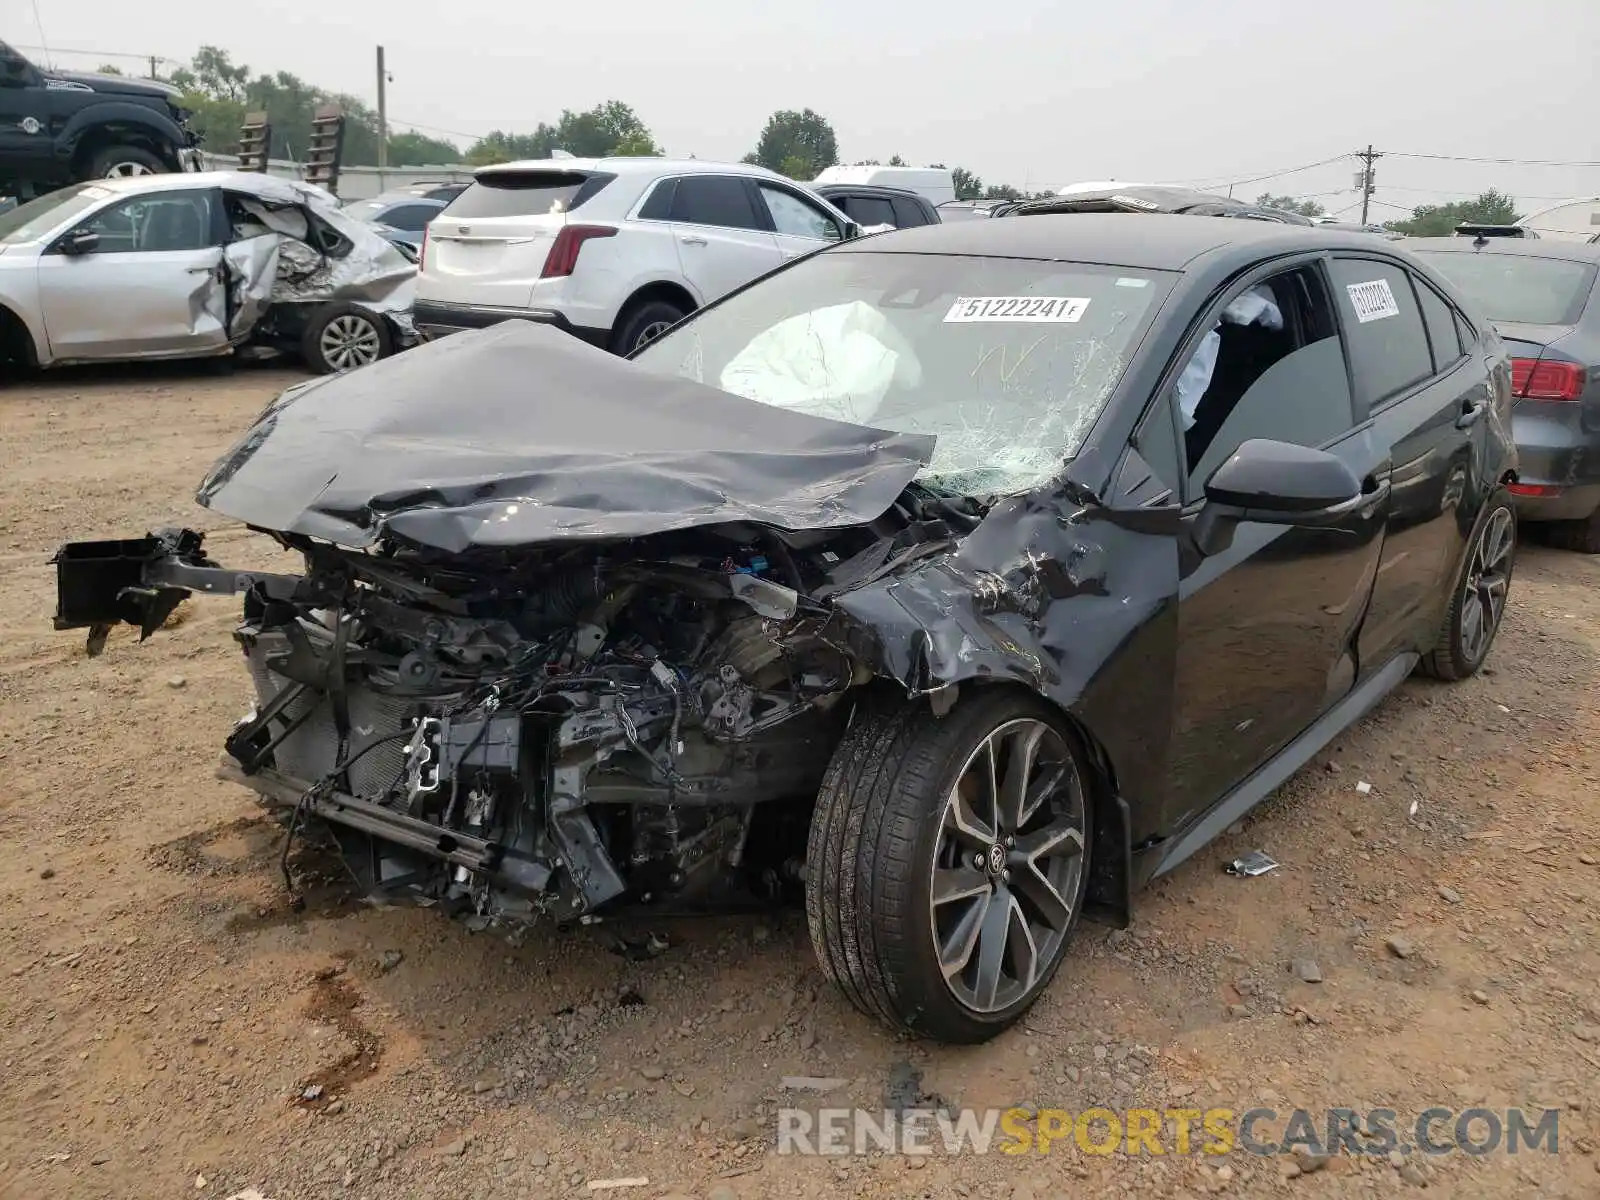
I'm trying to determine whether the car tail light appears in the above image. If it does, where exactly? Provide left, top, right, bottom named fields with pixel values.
left=1510, top=357, right=1585, bottom=400
left=541, top=225, right=617, bottom=279
left=1508, top=482, right=1563, bottom=497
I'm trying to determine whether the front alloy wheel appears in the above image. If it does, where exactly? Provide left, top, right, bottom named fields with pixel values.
left=807, top=692, right=1093, bottom=1043
left=930, top=719, right=1088, bottom=1014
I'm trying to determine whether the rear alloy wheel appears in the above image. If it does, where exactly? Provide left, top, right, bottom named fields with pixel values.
left=301, top=304, right=393, bottom=374
left=86, top=145, right=167, bottom=179
left=806, top=691, right=1091, bottom=1043
left=1546, top=506, right=1600, bottom=554
left=611, top=299, right=687, bottom=356
left=1419, top=489, right=1516, bottom=680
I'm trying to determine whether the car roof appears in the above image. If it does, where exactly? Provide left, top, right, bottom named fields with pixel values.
left=815, top=183, right=927, bottom=200
left=361, top=192, right=447, bottom=207
left=845, top=212, right=1397, bottom=271
left=87, top=170, right=285, bottom=196
left=473, top=157, right=786, bottom=182
left=1398, top=236, right=1600, bottom=264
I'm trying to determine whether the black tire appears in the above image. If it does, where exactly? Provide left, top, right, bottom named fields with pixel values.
left=1419, top=488, right=1516, bottom=681
left=1544, top=506, right=1600, bottom=554
left=84, top=144, right=168, bottom=179
left=610, top=299, right=687, bottom=356
left=300, top=304, right=393, bottom=375
left=806, top=689, right=1093, bottom=1043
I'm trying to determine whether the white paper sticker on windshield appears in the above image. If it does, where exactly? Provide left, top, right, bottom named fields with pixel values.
left=1346, top=279, right=1400, bottom=323
left=944, top=296, right=1089, bottom=323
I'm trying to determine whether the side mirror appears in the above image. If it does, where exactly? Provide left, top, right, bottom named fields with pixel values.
left=1193, top=438, right=1374, bottom=556
left=58, top=229, right=100, bottom=256
left=835, top=219, right=860, bottom=242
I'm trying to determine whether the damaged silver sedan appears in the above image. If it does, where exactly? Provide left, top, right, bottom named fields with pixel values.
left=0, top=171, right=416, bottom=375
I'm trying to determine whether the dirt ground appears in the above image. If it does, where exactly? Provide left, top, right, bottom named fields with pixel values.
left=1, top=364, right=1598, bottom=1200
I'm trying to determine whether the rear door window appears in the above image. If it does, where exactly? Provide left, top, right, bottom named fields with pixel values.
left=1327, top=258, right=1433, bottom=408
left=446, top=171, right=604, bottom=218
left=1411, top=274, right=1465, bottom=371
left=381, top=203, right=437, bottom=231
left=892, top=196, right=931, bottom=227
left=846, top=196, right=898, bottom=227
left=670, top=175, right=763, bottom=231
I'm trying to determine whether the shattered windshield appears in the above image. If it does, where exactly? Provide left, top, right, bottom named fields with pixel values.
left=630, top=251, right=1171, bottom=494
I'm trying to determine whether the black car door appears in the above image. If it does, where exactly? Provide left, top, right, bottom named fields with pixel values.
left=1160, top=257, right=1391, bottom=832
left=1326, top=256, right=1487, bottom=675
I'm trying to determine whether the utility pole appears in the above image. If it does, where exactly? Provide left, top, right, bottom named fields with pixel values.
left=375, top=46, right=388, bottom=189
left=148, top=55, right=159, bottom=80
left=1356, top=144, right=1382, bottom=225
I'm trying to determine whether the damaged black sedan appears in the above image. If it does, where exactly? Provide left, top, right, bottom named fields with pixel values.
left=50, top=214, right=1518, bottom=1044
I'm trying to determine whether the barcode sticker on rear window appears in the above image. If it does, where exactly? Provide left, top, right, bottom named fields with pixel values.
left=1346, top=279, right=1401, bottom=323
left=944, top=296, right=1090, bottom=323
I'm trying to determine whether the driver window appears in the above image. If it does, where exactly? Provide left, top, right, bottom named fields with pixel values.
left=78, top=191, right=217, bottom=253
left=758, top=184, right=841, bottom=242
left=1178, top=265, right=1357, bottom=492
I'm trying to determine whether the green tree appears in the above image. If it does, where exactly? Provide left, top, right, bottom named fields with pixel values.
left=940, top=165, right=982, bottom=200
left=887, top=154, right=908, bottom=167
left=166, top=46, right=463, bottom=167
left=743, top=109, right=838, bottom=179
left=464, top=101, right=660, bottom=165
left=1385, top=189, right=1520, bottom=237
left=1255, top=192, right=1326, bottom=217
left=387, top=130, right=463, bottom=166
left=95, top=63, right=124, bottom=76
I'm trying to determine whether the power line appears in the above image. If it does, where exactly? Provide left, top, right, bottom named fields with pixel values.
left=1386, top=151, right=1600, bottom=168
left=1377, top=183, right=1581, bottom=202
left=1173, top=154, right=1352, bottom=189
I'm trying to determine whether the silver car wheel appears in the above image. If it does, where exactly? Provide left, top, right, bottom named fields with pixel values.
left=104, top=161, right=155, bottom=177
left=928, top=717, right=1086, bottom=1015
left=633, top=320, right=673, bottom=350
left=1460, top=505, right=1514, bottom=663
left=319, top=314, right=383, bottom=372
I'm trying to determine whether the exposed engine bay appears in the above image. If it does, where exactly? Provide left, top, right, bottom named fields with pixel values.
left=131, top=482, right=985, bottom=926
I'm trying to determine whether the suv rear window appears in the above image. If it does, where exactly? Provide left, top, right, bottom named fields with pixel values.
left=1412, top=251, right=1597, bottom=326
left=444, top=171, right=610, bottom=219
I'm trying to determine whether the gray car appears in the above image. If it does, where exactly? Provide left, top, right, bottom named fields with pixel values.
left=341, top=193, right=447, bottom=251
left=1403, top=236, right=1600, bottom=550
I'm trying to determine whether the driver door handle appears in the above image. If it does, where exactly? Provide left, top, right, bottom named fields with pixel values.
left=679, top=235, right=707, bottom=247
left=186, top=265, right=216, bottom=274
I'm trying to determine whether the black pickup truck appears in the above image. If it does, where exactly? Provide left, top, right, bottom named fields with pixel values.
left=1, top=40, right=201, bottom=198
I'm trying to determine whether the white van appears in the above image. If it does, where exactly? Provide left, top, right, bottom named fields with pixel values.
left=811, top=166, right=956, bottom=208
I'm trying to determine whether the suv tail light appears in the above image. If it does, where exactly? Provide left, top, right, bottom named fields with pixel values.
left=1510, top=357, right=1585, bottom=400
left=541, top=225, right=617, bottom=279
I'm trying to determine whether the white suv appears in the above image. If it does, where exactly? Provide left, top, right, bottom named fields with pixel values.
left=412, top=157, right=857, bottom=354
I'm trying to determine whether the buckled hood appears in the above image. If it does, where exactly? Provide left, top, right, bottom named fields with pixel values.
left=196, top=320, right=936, bottom=553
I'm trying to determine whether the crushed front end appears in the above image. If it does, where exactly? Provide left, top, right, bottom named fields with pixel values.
left=51, top=513, right=972, bottom=925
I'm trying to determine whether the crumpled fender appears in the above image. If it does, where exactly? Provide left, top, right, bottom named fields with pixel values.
left=828, top=484, right=1182, bottom=833
left=58, top=102, right=186, bottom=159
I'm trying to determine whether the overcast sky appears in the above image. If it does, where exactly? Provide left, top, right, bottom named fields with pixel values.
left=21, top=0, right=1600, bottom=216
